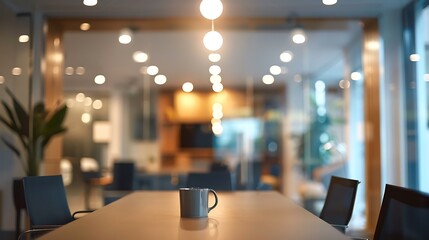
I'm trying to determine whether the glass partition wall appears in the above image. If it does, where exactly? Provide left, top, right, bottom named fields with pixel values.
left=48, top=18, right=367, bottom=229
left=0, top=7, right=31, bottom=230
left=421, top=2, right=429, bottom=192
left=402, top=0, right=429, bottom=192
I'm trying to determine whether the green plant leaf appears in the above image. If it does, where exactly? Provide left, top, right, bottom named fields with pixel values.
left=45, top=104, right=67, bottom=131
left=1, top=101, right=20, bottom=132
left=0, top=114, right=16, bottom=133
left=1, top=88, right=69, bottom=176
left=32, top=102, right=46, bottom=141
left=1, top=101, right=30, bottom=154
left=0, top=136, right=21, bottom=158
left=6, top=87, right=29, bottom=136
left=42, top=127, right=67, bottom=147
left=41, top=104, right=67, bottom=147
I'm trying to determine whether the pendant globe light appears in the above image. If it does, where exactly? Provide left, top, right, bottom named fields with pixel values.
left=200, top=0, right=223, bottom=20
left=291, top=27, right=306, bottom=44
left=203, top=30, right=223, bottom=51
left=118, top=28, right=133, bottom=44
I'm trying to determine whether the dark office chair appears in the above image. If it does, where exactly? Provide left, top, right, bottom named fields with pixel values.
left=319, top=175, right=360, bottom=233
left=209, top=161, right=229, bottom=172
left=20, top=175, right=92, bottom=239
left=373, top=184, right=429, bottom=240
left=13, top=179, right=26, bottom=240
left=186, top=171, right=233, bottom=191
left=103, top=161, right=136, bottom=204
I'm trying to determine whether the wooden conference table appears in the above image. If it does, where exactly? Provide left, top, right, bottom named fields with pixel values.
left=40, top=191, right=349, bottom=240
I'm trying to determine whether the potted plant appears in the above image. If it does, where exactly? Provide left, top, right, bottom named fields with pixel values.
left=1, top=87, right=68, bottom=236
left=0, top=87, right=68, bottom=176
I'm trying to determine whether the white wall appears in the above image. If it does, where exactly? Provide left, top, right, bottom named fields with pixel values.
left=283, top=78, right=307, bottom=199
left=0, top=2, right=32, bottom=230
left=108, top=88, right=160, bottom=172
left=379, top=9, right=406, bottom=187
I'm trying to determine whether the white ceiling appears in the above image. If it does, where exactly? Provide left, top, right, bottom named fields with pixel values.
left=63, top=24, right=361, bottom=91
left=2, top=0, right=412, bottom=92
left=4, top=0, right=411, bottom=18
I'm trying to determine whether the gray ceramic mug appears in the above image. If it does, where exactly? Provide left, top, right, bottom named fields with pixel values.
left=179, top=188, right=218, bottom=218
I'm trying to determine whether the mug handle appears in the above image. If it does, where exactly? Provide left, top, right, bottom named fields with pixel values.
left=208, top=189, right=218, bottom=213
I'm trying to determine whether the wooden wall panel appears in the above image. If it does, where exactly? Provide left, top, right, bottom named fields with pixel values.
left=363, top=19, right=382, bottom=231
left=44, top=20, right=64, bottom=175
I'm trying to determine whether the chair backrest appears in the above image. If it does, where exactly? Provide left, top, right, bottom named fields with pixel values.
left=110, top=162, right=136, bottom=190
left=210, top=162, right=229, bottom=172
left=319, top=175, right=360, bottom=226
left=186, top=171, right=233, bottom=191
left=373, top=184, right=429, bottom=240
left=23, top=175, right=73, bottom=227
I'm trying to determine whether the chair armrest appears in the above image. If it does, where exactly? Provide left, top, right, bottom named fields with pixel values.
left=73, top=210, right=94, bottom=218
left=33, top=225, right=63, bottom=229
left=18, top=226, right=61, bottom=240
left=330, top=224, right=348, bottom=233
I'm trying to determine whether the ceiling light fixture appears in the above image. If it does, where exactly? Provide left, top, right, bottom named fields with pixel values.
left=75, top=66, right=85, bottom=75
left=83, top=0, right=97, bottom=7
left=154, top=75, right=167, bottom=85
left=212, top=109, right=223, bottom=118
left=93, top=100, right=103, bottom=109
left=0, top=76, right=5, bottom=84
left=292, top=27, right=306, bottom=44
left=208, top=53, right=221, bottom=62
left=182, top=82, right=194, bottom=93
left=81, top=113, right=91, bottom=123
left=339, top=79, right=350, bottom=89
left=84, top=97, right=93, bottom=107
left=201, top=0, right=224, bottom=86
left=209, top=65, right=221, bottom=75
left=262, top=75, right=275, bottom=85
left=410, top=54, right=420, bottom=62
left=212, top=123, right=223, bottom=135
left=133, top=51, right=149, bottom=63
left=203, top=31, right=223, bottom=51
left=210, top=75, right=222, bottom=84
left=351, top=72, right=362, bottom=81
left=65, top=67, right=74, bottom=76
left=80, top=23, right=91, bottom=31
left=212, top=82, right=223, bottom=92
left=12, top=67, right=22, bottom=76
left=19, top=35, right=29, bottom=43
left=147, top=66, right=159, bottom=76
left=94, top=75, right=106, bottom=84
left=119, top=28, right=132, bottom=44
left=200, top=0, right=223, bottom=20
left=280, top=51, right=293, bottom=62
left=211, top=118, right=221, bottom=125
left=76, top=93, right=85, bottom=102
left=322, top=0, right=337, bottom=5
left=270, top=65, right=282, bottom=75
